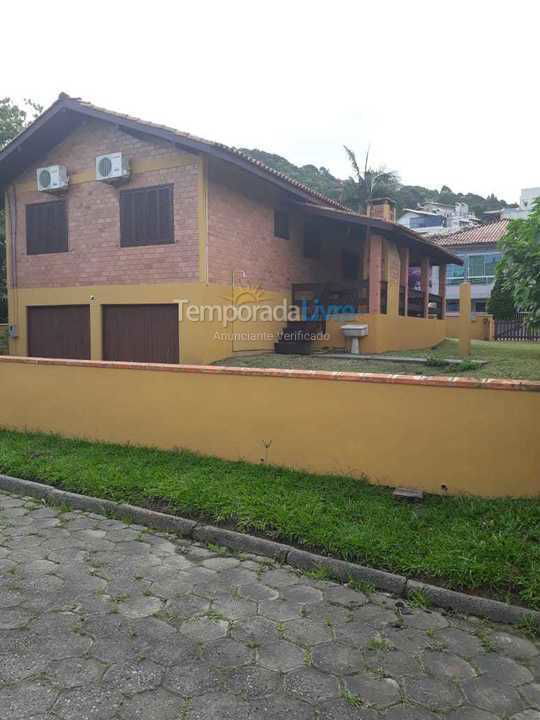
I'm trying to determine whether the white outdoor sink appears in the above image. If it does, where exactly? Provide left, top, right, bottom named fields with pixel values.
left=341, top=324, right=369, bottom=355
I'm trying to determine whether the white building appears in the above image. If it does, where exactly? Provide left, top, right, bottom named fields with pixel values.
left=398, top=201, right=480, bottom=236
left=484, top=187, right=540, bottom=221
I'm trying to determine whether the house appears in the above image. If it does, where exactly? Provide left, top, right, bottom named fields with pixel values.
left=483, top=187, right=540, bottom=222
left=398, top=201, right=480, bottom=236
left=0, top=94, right=461, bottom=364
left=431, top=220, right=508, bottom=314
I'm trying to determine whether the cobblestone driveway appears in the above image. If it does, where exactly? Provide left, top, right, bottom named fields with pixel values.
left=0, top=491, right=539, bottom=720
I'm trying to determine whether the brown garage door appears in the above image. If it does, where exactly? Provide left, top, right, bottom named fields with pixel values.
left=103, top=304, right=179, bottom=364
left=28, top=305, right=91, bottom=360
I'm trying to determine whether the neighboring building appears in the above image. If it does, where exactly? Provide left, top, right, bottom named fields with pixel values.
left=431, top=220, right=509, bottom=314
left=483, top=187, right=540, bottom=222
left=398, top=201, right=480, bottom=236
left=0, top=94, right=460, bottom=364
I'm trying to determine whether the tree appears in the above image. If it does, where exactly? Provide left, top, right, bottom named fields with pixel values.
left=0, top=98, right=43, bottom=312
left=487, top=270, right=516, bottom=319
left=342, top=146, right=399, bottom=213
left=497, top=199, right=540, bottom=328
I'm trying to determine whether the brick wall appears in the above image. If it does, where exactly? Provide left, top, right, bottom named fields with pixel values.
left=207, top=168, right=365, bottom=292
left=12, top=119, right=200, bottom=289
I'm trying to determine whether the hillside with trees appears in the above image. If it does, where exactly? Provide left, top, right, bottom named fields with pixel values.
left=239, top=147, right=513, bottom=219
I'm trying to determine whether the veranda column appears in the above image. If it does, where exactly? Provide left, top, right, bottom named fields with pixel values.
left=399, top=247, right=409, bottom=316
left=420, top=257, right=431, bottom=318
left=368, top=233, right=383, bottom=314
left=439, top=264, right=447, bottom=319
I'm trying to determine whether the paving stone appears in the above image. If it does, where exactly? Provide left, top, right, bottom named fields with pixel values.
left=189, top=691, right=251, bottom=720
left=203, top=638, right=254, bottom=668
left=474, top=653, right=533, bottom=685
left=246, top=693, right=316, bottom=719
left=260, top=568, right=302, bottom=588
left=259, top=599, right=305, bottom=621
left=102, top=659, right=163, bottom=694
left=345, top=674, right=401, bottom=708
left=0, top=489, right=538, bottom=720
left=431, top=627, right=484, bottom=657
left=312, top=641, right=364, bottom=675
left=163, top=660, right=222, bottom=696
left=163, top=594, right=210, bottom=621
left=180, top=615, right=229, bottom=642
left=119, top=688, right=186, bottom=720
left=230, top=616, right=281, bottom=646
left=282, top=618, right=333, bottom=646
left=423, top=649, right=476, bottom=681
left=53, top=686, right=124, bottom=719
left=521, top=683, right=540, bottom=708
left=281, top=584, right=324, bottom=605
left=318, top=698, right=380, bottom=719
left=211, top=592, right=258, bottom=620
left=117, top=594, right=162, bottom=619
left=224, top=665, right=280, bottom=698
left=323, top=585, right=368, bottom=608
left=257, top=639, right=305, bottom=671
left=446, top=708, right=501, bottom=720
left=238, top=582, right=279, bottom=602
left=202, top=556, right=241, bottom=571
left=403, top=674, right=464, bottom=711
left=491, top=632, right=539, bottom=660
left=384, top=705, right=439, bottom=719
left=48, top=658, right=105, bottom=688
left=284, top=666, right=340, bottom=703
left=462, top=676, right=525, bottom=716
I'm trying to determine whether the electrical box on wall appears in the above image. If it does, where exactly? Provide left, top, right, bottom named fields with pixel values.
left=8, top=324, right=18, bottom=339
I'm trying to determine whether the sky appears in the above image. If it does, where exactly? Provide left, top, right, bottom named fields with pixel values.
left=3, top=0, right=539, bottom=203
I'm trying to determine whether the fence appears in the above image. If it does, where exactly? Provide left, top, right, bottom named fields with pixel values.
left=495, top=316, right=540, bottom=342
left=0, top=356, right=539, bottom=498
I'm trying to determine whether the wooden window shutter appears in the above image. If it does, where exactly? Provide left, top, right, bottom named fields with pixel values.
left=26, top=200, right=68, bottom=255
left=120, top=184, right=174, bottom=247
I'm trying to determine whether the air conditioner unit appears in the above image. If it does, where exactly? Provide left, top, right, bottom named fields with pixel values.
left=36, top=165, right=69, bottom=192
left=96, top=152, right=130, bottom=183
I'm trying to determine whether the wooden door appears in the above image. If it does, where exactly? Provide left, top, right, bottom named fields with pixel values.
left=28, top=305, right=90, bottom=359
left=102, top=304, right=179, bottom=364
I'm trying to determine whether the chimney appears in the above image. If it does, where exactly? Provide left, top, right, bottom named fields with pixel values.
left=366, top=197, right=396, bottom=223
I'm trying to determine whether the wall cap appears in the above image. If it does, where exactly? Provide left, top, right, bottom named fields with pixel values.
left=1, top=354, right=539, bottom=393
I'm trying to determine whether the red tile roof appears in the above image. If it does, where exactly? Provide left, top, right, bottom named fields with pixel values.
left=431, top=219, right=509, bottom=247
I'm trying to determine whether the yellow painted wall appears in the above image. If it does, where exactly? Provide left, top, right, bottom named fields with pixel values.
left=0, top=357, right=538, bottom=498
left=319, top=313, right=447, bottom=354
left=7, top=282, right=288, bottom=365
left=446, top=314, right=493, bottom=341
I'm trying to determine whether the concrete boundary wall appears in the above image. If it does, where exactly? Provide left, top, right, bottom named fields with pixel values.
left=0, top=356, right=539, bottom=498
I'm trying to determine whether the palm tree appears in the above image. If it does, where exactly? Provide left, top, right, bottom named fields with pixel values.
left=343, top=146, right=399, bottom=213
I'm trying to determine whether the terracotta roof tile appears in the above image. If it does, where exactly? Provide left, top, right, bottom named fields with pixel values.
left=431, top=219, right=509, bottom=247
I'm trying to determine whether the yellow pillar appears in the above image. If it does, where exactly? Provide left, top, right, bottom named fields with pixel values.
left=421, top=257, right=430, bottom=318
left=459, top=282, right=472, bottom=357
left=90, top=302, right=102, bottom=360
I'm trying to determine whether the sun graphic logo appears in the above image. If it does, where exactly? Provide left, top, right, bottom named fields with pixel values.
left=222, top=285, right=270, bottom=306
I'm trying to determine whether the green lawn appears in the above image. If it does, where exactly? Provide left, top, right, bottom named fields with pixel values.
left=0, top=429, right=538, bottom=608
left=218, top=339, right=540, bottom=381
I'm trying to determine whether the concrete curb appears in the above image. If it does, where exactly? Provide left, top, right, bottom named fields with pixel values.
left=0, top=473, right=538, bottom=627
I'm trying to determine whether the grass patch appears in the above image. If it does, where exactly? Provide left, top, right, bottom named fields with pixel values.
left=218, top=339, right=540, bottom=381
left=0, top=428, right=539, bottom=608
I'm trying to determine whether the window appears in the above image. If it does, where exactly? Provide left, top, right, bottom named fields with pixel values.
left=120, top=184, right=174, bottom=247
left=409, top=214, right=446, bottom=229
left=274, top=210, right=289, bottom=239
left=303, top=223, right=321, bottom=259
left=447, top=261, right=465, bottom=285
left=446, top=299, right=459, bottom=314
left=26, top=200, right=68, bottom=255
left=467, top=253, right=501, bottom=284
left=342, top=250, right=359, bottom=282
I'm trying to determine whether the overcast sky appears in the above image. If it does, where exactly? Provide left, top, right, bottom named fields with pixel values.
left=4, top=0, right=539, bottom=203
